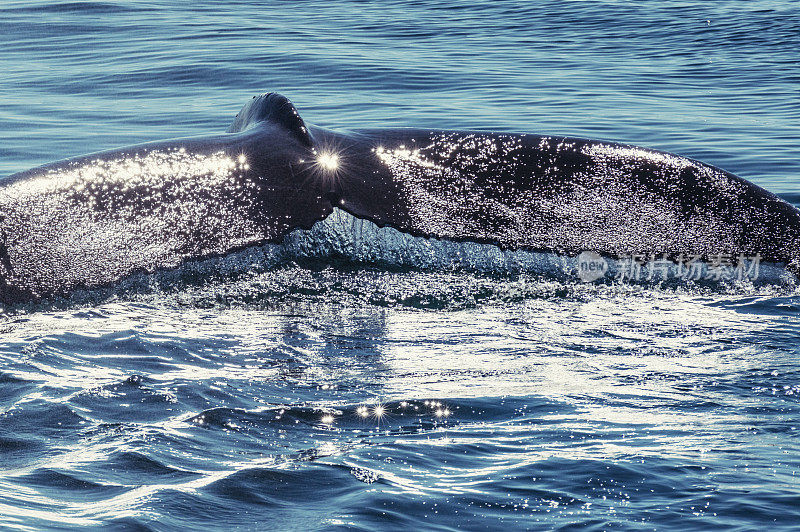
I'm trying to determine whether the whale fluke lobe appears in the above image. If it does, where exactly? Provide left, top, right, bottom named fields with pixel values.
left=341, top=131, right=800, bottom=273
left=226, top=92, right=313, bottom=146
left=1, top=92, right=799, bottom=305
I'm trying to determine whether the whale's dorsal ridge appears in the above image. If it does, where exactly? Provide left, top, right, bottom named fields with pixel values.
left=227, top=92, right=313, bottom=146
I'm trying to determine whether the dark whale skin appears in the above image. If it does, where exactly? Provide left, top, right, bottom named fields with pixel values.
left=1, top=93, right=798, bottom=304
left=322, top=126, right=800, bottom=264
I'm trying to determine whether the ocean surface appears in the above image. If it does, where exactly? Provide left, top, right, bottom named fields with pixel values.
left=1, top=1, right=799, bottom=530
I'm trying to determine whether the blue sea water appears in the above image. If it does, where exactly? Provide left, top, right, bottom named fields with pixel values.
left=1, top=1, right=799, bottom=530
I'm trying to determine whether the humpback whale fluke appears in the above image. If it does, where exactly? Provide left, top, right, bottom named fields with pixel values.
left=1, top=93, right=798, bottom=304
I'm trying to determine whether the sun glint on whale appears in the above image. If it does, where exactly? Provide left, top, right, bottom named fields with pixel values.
left=1, top=92, right=798, bottom=303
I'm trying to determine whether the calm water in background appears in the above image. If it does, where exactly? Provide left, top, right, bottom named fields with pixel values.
left=1, top=1, right=799, bottom=530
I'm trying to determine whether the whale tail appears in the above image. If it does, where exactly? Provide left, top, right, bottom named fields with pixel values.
left=3, top=92, right=800, bottom=306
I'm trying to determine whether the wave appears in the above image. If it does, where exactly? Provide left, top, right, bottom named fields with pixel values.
left=4, top=209, right=797, bottom=314
left=118, top=208, right=797, bottom=285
